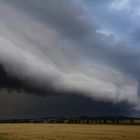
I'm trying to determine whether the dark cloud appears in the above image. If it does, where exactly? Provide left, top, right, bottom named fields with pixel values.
left=0, top=64, right=59, bottom=96
left=0, top=0, right=139, bottom=117
left=0, top=92, right=133, bottom=119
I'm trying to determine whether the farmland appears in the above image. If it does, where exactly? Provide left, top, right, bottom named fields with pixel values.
left=0, top=124, right=140, bottom=140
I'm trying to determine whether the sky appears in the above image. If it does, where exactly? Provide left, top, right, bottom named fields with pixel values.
left=0, top=0, right=140, bottom=118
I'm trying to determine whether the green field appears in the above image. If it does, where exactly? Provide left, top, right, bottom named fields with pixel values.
left=0, top=124, right=140, bottom=140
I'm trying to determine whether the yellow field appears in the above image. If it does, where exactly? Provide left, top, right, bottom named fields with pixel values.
left=0, top=124, right=140, bottom=140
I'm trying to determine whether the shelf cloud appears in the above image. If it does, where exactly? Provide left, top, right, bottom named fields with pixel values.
left=0, top=0, right=140, bottom=112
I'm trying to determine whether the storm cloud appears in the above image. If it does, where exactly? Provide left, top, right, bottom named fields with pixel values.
left=0, top=0, right=140, bottom=114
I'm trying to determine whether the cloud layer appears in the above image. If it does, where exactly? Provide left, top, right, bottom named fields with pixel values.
left=0, top=0, right=140, bottom=110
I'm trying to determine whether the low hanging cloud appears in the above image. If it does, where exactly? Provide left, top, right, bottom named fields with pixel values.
left=0, top=0, right=140, bottom=110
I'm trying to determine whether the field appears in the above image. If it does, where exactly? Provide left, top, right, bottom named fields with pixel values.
left=0, top=124, right=140, bottom=140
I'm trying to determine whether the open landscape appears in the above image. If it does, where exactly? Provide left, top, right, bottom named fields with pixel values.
left=0, top=0, right=140, bottom=140
left=0, top=124, right=140, bottom=140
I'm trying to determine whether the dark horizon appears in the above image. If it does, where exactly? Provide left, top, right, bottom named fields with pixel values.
left=0, top=93, right=138, bottom=120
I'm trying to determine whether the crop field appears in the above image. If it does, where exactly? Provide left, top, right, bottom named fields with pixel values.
left=0, top=124, right=140, bottom=140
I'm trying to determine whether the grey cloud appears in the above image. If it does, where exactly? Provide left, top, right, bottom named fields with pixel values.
left=82, top=0, right=140, bottom=78
left=3, top=0, right=93, bottom=39
left=0, top=0, right=139, bottom=113
left=83, top=0, right=140, bottom=42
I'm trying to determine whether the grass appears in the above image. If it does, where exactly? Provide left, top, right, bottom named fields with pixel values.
left=0, top=124, right=139, bottom=140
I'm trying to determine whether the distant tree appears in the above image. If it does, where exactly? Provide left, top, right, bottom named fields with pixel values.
left=116, top=120, right=119, bottom=124
left=103, top=120, right=107, bottom=124
left=112, top=120, right=115, bottom=124
left=130, top=119, right=134, bottom=124
left=99, top=120, right=102, bottom=124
